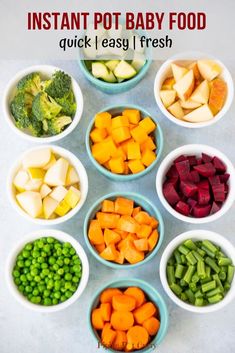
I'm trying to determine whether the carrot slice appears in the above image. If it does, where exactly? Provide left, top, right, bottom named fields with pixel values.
left=133, top=302, right=157, bottom=324
left=100, top=302, right=112, bottom=321
left=101, top=199, right=115, bottom=213
left=143, top=317, right=160, bottom=336
left=133, top=238, right=149, bottom=251
left=134, top=211, right=152, bottom=225
left=111, top=311, right=134, bottom=331
left=124, top=287, right=146, bottom=308
left=114, top=197, right=134, bottom=216
left=126, top=325, right=149, bottom=350
left=148, top=229, right=159, bottom=251
left=101, top=323, right=117, bottom=348
left=88, top=220, right=104, bottom=245
left=112, top=294, right=136, bottom=312
left=96, top=212, right=120, bottom=229
left=118, top=215, right=140, bottom=234
left=91, top=308, right=104, bottom=330
left=112, top=330, right=127, bottom=351
left=100, top=244, right=118, bottom=261
left=104, top=228, right=121, bottom=246
left=100, top=288, right=123, bottom=303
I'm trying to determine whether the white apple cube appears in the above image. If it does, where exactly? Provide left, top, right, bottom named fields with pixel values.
left=22, top=148, right=51, bottom=169
left=16, top=191, right=42, bottom=218
left=50, top=186, right=68, bottom=202
left=44, top=158, right=69, bottom=186
left=13, top=170, right=29, bottom=192
left=43, top=196, right=59, bottom=219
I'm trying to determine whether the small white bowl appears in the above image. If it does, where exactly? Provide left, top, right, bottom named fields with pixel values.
left=3, top=65, right=84, bottom=143
left=154, top=52, right=234, bottom=128
left=8, top=145, right=88, bottom=225
left=156, top=144, right=235, bottom=224
left=5, top=229, right=89, bottom=312
left=160, top=230, right=235, bottom=313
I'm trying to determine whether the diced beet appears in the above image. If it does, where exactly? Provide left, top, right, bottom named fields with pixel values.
left=187, top=198, right=197, bottom=213
left=219, top=173, right=230, bottom=183
left=188, top=170, right=200, bottom=183
left=175, top=201, right=190, bottom=216
left=212, top=183, right=226, bottom=202
left=180, top=181, right=198, bottom=197
left=202, top=153, right=213, bottom=163
left=194, top=163, right=216, bottom=177
left=224, top=184, right=229, bottom=193
left=174, top=155, right=187, bottom=164
left=197, top=179, right=210, bottom=190
left=166, top=177, right=179, bottom=188
left=187, top=155, right=198, bottom=166
left=208, top=175, right=221, bottom=185
left=213, top=156, right=226, bottom=173
left=175, top=160, right=190, bottom=181
left=198, top=188, right=211, bottom=205
left=210, top=202, right=221, bottom=215
left=197, top=158, right=203, bottom=165
left=166, top=164, right=179, bottom=179
left=163, top=182, right=180, bottom=205
left=193, top=204, right=211, bottom=218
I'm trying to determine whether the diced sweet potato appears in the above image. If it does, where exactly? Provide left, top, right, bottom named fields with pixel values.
left=95, top=243, right=106, bottom=253
left=134, top=238, right=149, bottom=251
left=130, top=126, right=148, bottom=144
left=134, top=211, right=152, bottom=225
left=114, top=197, right=134, bottom=216
left=88, top=220, right=104, bottom=245
left=101, top=199, right=115, bottom=213
left=104, top=229, right=121, bottom=246
left=112, top=127, right=131, bottom=144
left=122, top=240, right=145, bottom=264
left=100, top=244, right=118, bottom=261
left=136, top=225, right=152, bottom=238
left=148, top=230, right=159, bottom=251
left=122, top=109, right=141, bottom=124
left=128, top=160, right=145, bottom=174
left=118, top=216, right=140, bottom=233
left=96, top=212, right=120, bottom=229
left=109, top=157, right=125, bottom=174
left=132, top=206, right=141, bottom=217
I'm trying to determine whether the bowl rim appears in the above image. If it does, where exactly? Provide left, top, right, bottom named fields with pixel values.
left=156, top=144, right=235, bottom=224
left=7, top=144, right=89, bottom=225
left=159, top=229, right=235, bottom=313
left=154, top=51, right=234, bottom=129
left=78, top=59, right=152, bottom=89
left=87, top=277, right=169, bottom=352
left=83, top=191, right=164, bottom=269
left=85, top=103, right=164, bottom=181
left=2, top=64, right=84, bottom=143
left=5, top=229, right=90, bottom=312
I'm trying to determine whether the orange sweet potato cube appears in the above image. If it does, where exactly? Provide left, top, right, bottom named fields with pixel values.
left=90, top=128, right=107, bottom=143
left=134, top=211, right=152, bottom=225
left=112, top=127, right=131, bottom=144
left=130, top=125, right=148, bottom=144
left=139, top=117, right=156, bottom=134
left=118, top=215, right=140, bottom=234
left=128, top=160, right=145, bottom=174
left=95, top=112, right=112, bottom=130
left=103, top=137, right=119, bottom=157
left=122, top=109, right=141, bottom=124
left=127, top=141, right=141, bottom=160
left=114, top=251, right=125, bottom=264
left=101, top=199, right=115, bottom=213
left=95, top=243, right=106, bottom=253
left=114, top=197, right=134, bottom=216
left=150, top=217, right=159, bottom=229
left=122, top=240, right=145, bottom=264
left=104, top=229, right=121, bottom=246
left=112, top=147, right=127, bottom=160
left=123, top=162, right=129, bottom=175
left=92, top=142, right=110, bottom=164
left=141, top=149, right=156, bottom=167
left=136, top=224, right=152, bottom=238
left=132, top=206, right=141, bottom=217
left=120, top=138, right=134, bottom=154
left=100, top=244, right=118, bottom=261
left=96, top=212, right=120, bottom=229
left=111, top=116, right=129, bottom=129
left=88, top=220, right=104, bottom=245
left=134, top=238, right=149, bottom=251
left=140, top=137, right=156, bottom=152
left=109, top=157, right=125, bottom=174
left=148, top=229, right=159, bottom=251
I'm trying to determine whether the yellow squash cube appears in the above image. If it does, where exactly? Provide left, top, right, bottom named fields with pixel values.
left=109, top=157, right=125, bottom=174
left=112, top=127, right=131, bottom=144
left=111, top=116, right=129, bottom=130
left=128, top=160, right=145, bottom=174
left=122, top=109, right=141, bottom=124
left=130, top=125, right=148, bottom=144
left=139, top=117, right=156, bottom=134
left=95, top=112, right=112, bottom=130
left=90, top=128, right=107, bottom=143
left=141, top=149, right=157, bottom=167
left=127, top=141, right=141, bottom=160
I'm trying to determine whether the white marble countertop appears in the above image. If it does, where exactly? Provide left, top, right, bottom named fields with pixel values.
left=0, top=60, right=234, bottom=353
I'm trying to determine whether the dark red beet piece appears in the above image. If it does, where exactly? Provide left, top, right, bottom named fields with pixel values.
left=210, top=202, right=221, bottom=215
left=212, top=184, right=225, bottom=202
left=208, top=175, right=221, bottom=185
left=187, top=198, right=197, bottom=213
left=224, top=184, right=229, bottom=193
left=213, top=156, right=226, bottom=173
left=175, top=201, right=190, bottom=216
left=197, top=179, right=210, bottom=190
left=174, top=155, right=187, bottom=164
left=198, top=188, right=211, bottom=205
left=193, top=204, right=211, bottom=218
left=175, top=160, right=190, bottom=181
left=166, top=177, right=178, bottom=188
left=187, top=155, right=198, bottom=166
left=163, top=182, right=180, bottom=205
left=166, top=164, right=179, bottom=179
left=219, top=173, right=230, bottom=183
left=202, top=153, right=213, bottom=163
left=180, top=181, right=198, bottom=197
left=197, top=158, right=203, bottom=165
left=194, top=163, right=216, bottom=177
left=189, top=170, right=200, bottom=183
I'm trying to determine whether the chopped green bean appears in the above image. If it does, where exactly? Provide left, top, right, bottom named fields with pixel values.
left=212, top=274, right=224, bottom=293
left=180, top=279, right=187, bottom=287
left=195, top=298, right=204, bottom=306
left=189, top=282, right=198, bottom=293
left=180, top=292, right=188, bottom=302
left=186, top=251, right=197, bottom=265
left=202, top=280, right=216, bottom=293
left=206, top=287, right=222, bottom=298
left=183, top=265, right=195, bottom=284
left=202, top=240, right=218, bottom=254
left=174, top=249, right=182, bottom=264
left=201, top=245, right=215, bottom=258
left=184, top=239, right=197, bottom=250
left=185, top=289, right=195, bottom=304
left=197, top=248, right=206, bottom=257
left=195, top=289, right=203, bottom=298
left=191, top=273, right=200, bottom=283
left=175, top=264, right=185, bottom=279
left=224, top=282, right=231, bottom=292
left=167, top=255, right=175, bottom=266
left=170, top=283, right=182, bottom=296
left=205, top=257, right=220, bottom=274
left=218, top=257, right=232, bottom=266
left=181, top=254, right=186, bottom=264
left=219, top=271, right=226, bottom=281
left=197, top=260, right=206, bottom=279
left=208, top=294, right=223, bottom=304
left=193, top=250, right=204, bottom=262
left=178, top=245, right=190, bottom=256
left=167, top=265, right=176, bottom=285
left=227, top=266, right=234, bottom=284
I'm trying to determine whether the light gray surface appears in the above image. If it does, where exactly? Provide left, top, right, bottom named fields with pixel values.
left=0, top=60, right=234, bottom=353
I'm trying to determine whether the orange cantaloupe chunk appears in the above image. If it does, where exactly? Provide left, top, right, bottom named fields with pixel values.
left=134, top=238, right=149, bottom=251
left=111, top=311, right=134, bottom=331
left=88, top=220, right=104, bottom=245
left=124, top=287, right=146, bottom=308
left=104, top=228, right=121, bottom=246
left=148, top=229, right=159, bottom=251
left=91, top=308, right=105, bottom=330
left=139, top=117, right=156, bottom=134
left=122, top=109, right=141, bottom=124
left=101, top=199, right=115, bottom=213
left=142, top=317, right=160, bottom=336
left=100, top=288, right=123, bottom=303
left=112, top=294, right=136, bottom=312
left=96, top=212, right=120, bottom=228
left=133, top=302, right=157, bottom=324
left=101, top=323, right=117, bottom=348
left=100, top=244, right=118, bottom=261
left=114, top=197, right=134, bottom=216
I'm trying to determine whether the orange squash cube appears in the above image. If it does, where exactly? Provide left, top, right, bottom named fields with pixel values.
left=148, top=229, right=159, bottom=251
left=120, top=138, right=134, bottom=154
left=95, top=111, right=112, bottom=130
left=134, top=238, right=149, bottom=251
left=139, top=117, right=156, bottom=134
left=112, top=147, right=127, bottom=160
left=109, top=157, right=125, bottom=174
left=150, top=217, right=159, bottom=229
left=88, top=220, right=104, bottom=245
left=140, top=137, right=156, bottom=152
left=90, top=128, right=107, bottom=143
left=118, top=215, right=140, bottom=234
left=101, top=199, right=115, bottom=213
left=141, top=149, right=156, bottom=167
left=96, top=212, right=120, bottom=229
left=114, top=197, right=134, bottom=216
left=128, top=160, right=145, bottom=174
left=103, top=137, right=119, bottom=157
left=111, top=115, right=129, bottom=129
left=127, top=141, right=141, bottom=160
left=136, top=224, right=152, bottom=238
left=104, top=229, right=121, bottom=246
left=130, top=125, right=148, bottom=144
left=122, top=109, right=141, bottom=124
left=95, top=243, right=106, bottom=253
left=92, top=142, right=110, bottom=164
left=100, top=244, right=118, bottom=261
left=112, top=127, right=131, bottom=144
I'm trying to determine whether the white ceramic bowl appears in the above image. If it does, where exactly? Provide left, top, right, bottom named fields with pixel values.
left=160, top=230, right=235, bottom=313
left=8, top=145, right=88, bottom=225
left=3, top=65, right=84, bottom=143
left=154, top=52, right=234, bottom=128
left=156, top=144, right=235, bottom=224
left=5, top=229, right=89, bottom=312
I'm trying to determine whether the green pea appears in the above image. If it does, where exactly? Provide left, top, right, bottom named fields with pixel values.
left=34, top=275, right=41, bottom=283
left=44, top=289, right=51, bottom=297
left=25, top=260, right=31, bottom=267
left=25, top=286, right=32, bottom=293
left=33, top=289, right=39, bottom=296
left=65, top=273, right=72, bottom=281
left=72, top=276, right=79, bottom=283
left=25, top=243, right=33, bottom=251
left=52, top=298, right=59, bottom=305
left=65, top=291, right=73, bottom=299
left=53, top=264, right=59, bottom=271
left=41, top=263, right=48, bottom=269
left=31, top=268, right=38, bottom=276
left=49, top=257, right=56, bottom=265
left=44, top=298, right=52, bottom=306
left=17, top=260, right=24, bottom=268
left=20, top=274, right=27, bottom=282
left=64, top=258, right=70, bottom=265
left=47, top=237, right=54, bottom=244
left=44, top=244, right=51, bottom=253
left=58, top=268, right=64, bottom=276
left=13, top=270, right=20, bottom=278
left=14, top=278, right=21, bottom=285
left=22, top=250, right=30, bottom=258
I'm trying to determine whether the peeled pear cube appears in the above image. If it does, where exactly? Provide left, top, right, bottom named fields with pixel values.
left=114, top=60, right=136, bottom=80
left=55, top=200, right=71, bottom=217
left=173, top=70, right=195, bottom=101
left=190, top=80, right=210, bottom=104
left=40, top=184, right=52, bottom=199
left=171, top=63, right=188, bottom=82
left=43, top=153, right=57, bottom=171
left=13, top=170, right=29, bottom=192
left=160, top=90, right=176, bottom=108
left=168, top=101, right=184, bottom=119
left=197, top=60, right=222, bottom=81
left=28, top=168, right=46, bottom=180
left=44, top=158, right=69, bottom=186
left=69, top=186, right=81, bottom=198
left=183, top=104, right=214, bottom=122
left=22, top=148, right=51, bottom=169
left=131, top=53, right=146, bottom=72
left=24, top=179, right=42, bottom=191
left=180, top=99, right=201, bottom=109
left=66, top=166, right=79, bottom=186
left=92, top=62, right=109, bottom=79
left=64, top=188, right=80, bottom=208
left=105, top=60, right=119, bottom=72
left=50, top=186, right=68, bottom=202
left=16, top=191, right=42, bottom=218
left=43, top=196, right=59, bottom=219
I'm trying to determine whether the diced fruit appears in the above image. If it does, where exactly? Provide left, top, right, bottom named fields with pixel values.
left=148, top=229, right=159, bottom=251
left=112, top=127, right=131, bottom=144
left=40, top=184, right=52, bottom=199
left=64, top=188, right=80, bottom=208
left=90, top=128, right=107, bottom=143
left=130, top=126, right=148, bottom=144
left=43, top=196, right=59, bottom=219
left=22, top=148, right=51, bottom=169
left=140, top=137, right=156, bottom=152
left=175, top=201, right=190, bottom=216
left=100, top=244, right=118, bottom=261
left=96, top=212, right=120, bottom=229
left=173, top=70, right=195, bottom=101
left=209, top=78, right=227, bottom=115
left=190, top=80, right=209, bottom=104
left=24, top=179, right=42, bottom=191
left=44, top=158, right=69, bottom=186
left=168, top=101, right=184, bottom=119
left=197, top=60, right=222, bottom=81
left=114, top=60, right=137, bottom=79
left=162, top=76, right=175, bottom=90
left=109, top=157, right=125, bottom=174
left=102, top=200, right=115, bottom=213
left=43, top=153, right=57, bottom=171
left=112, top=115, right=129, bottom=129
left=28, top=168, right=45, bottom=180
left=115, top=197, right=134, bottom=216
left=92, top=142, right=111, bottom=164
left=171, top=63, right=188, bottom=82
left=16, top=191, right=42, bottom=218
left=54, top=199, right=71, bottom=217
left=188, top=61, right=201, bottom=81
left=104, top=229, right=121, bottom=246
left=160, top=90, right=176, bottom=108
left=13, top=170, right=29, bottom=192
left=180, top=99, right=201, bottom=109
left=183, top=104, right=214, bottom=123
left=50, top=186, right=68, bottom=202
left=65, top=166, right=79, bottom=186
left=105, top=60, right=119, bottom=71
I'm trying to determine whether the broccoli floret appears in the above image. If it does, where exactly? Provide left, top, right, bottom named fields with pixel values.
left=17, top=72, right=41, bottom=96
left=28, top=115, right=44, bottom=137
left=55, top=90, right=77, bottom=117
left=41, top=79, right=52, bottom=91
left=32, top=92, right=62, bottom=121
left=45, top=70, right=72, bottom=99
left=47, top=116, right=72, bottom=136
left=10, top=91, right=33, bottom=128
